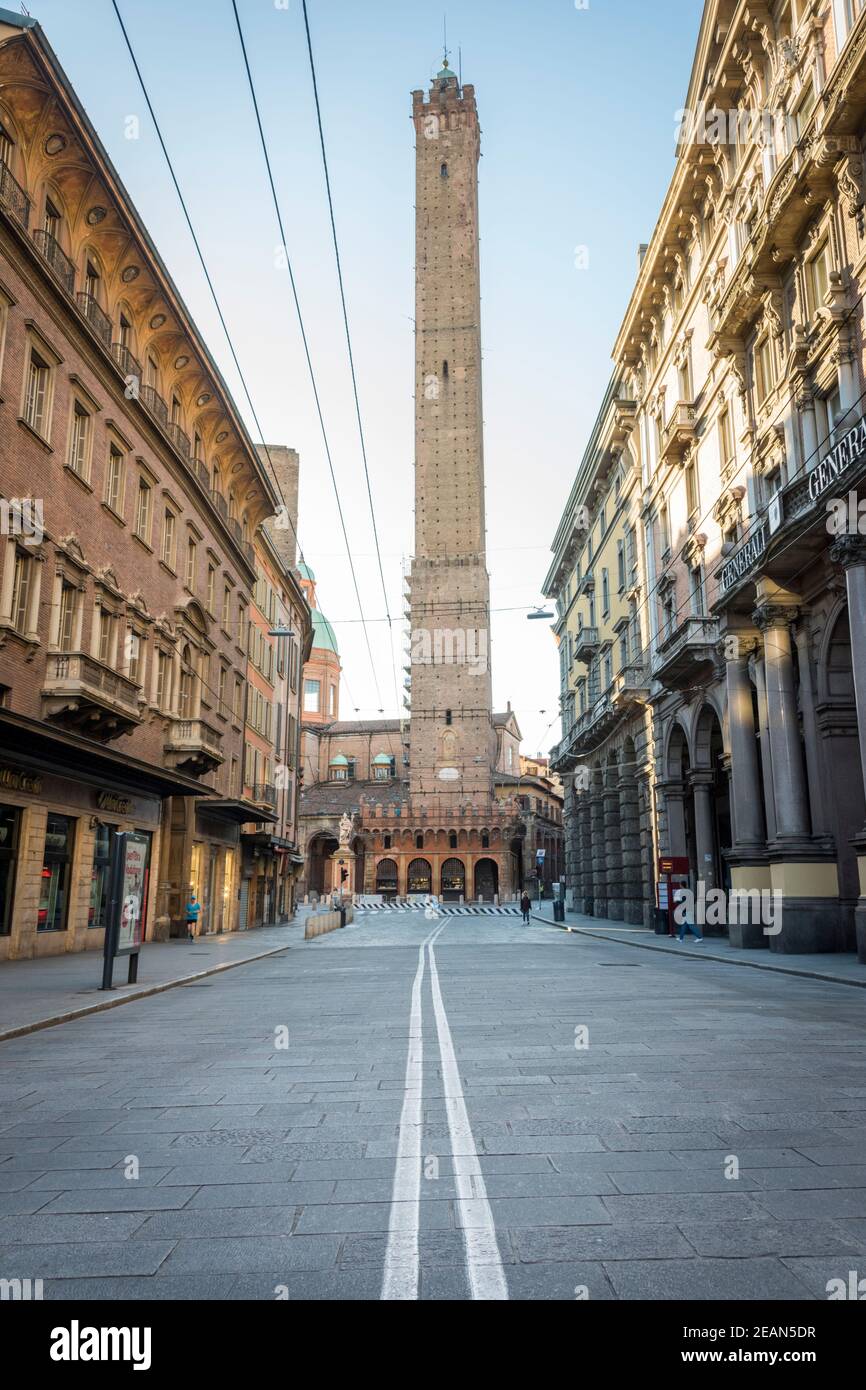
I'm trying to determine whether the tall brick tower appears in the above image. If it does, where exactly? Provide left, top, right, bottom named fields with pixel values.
left=408, top=59, right=496, bottom=803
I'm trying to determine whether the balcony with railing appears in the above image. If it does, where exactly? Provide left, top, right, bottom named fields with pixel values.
left=574, top=626, right=600, bottom=662
left=251, top=782, right=277, bottom=808
left=164, top=716, right=224, bottom=776
left=41, top=652, right=142, bottom=741
left=0, top=158, right=30, bottom=229
left=652, top=615, right=719, bottom=690
left=140, top=383, right=169, bottom=430
left=32, top=228, right=75, bottom=296
left=211, top=489, right=228, bottom=520
left=660, top=402, right=697, bottom=463
left=110, top=342, right=142, bottom=384
left=76, top=292, right=112, bottom=349
left=611, top=662, right=650, bottom=711
left=166, top=421, right=190, bottom=460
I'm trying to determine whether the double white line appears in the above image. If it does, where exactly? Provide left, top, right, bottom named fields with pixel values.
left=381, top=922, right=508, bottom=1301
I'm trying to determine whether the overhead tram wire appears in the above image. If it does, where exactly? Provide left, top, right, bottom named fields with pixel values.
left=230, top=0, right=385, bottom=712
left=300, top=0, right=401, bottom=716
left=110, top=1, right=357, bottom=711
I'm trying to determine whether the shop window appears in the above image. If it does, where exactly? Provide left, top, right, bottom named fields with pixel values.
left=0, top=804, right=20, bottom=935
left=37, top=813, right=74, bottom=932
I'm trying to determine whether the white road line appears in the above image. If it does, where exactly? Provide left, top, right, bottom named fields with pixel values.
left=427, top=935, right=509, bottom=1301
left=380, top=922, right=444, bottom=1300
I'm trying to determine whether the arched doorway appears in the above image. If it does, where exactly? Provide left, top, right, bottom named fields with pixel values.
left=407, top=857, right=432, bottom=894
left=307, top=834, right=338, bottom=898
left=375, top=857, right=398, bottom=900
left=440, top=857, right=465, bottom=902
left=474, top=858, right=498, bottom=902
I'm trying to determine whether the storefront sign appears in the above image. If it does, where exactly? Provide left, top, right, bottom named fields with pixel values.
left=0, top=765, right=42, bottom=795
left=96, top=791, right=132, bottom=815
left=807, top=414, right=866, bottom=506
left=718, top=520, right=768, bottom=596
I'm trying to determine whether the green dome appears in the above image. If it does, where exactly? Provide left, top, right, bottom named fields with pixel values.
left=329, top=754, right=349, bottom=766
left=297, top=561, right=316, bottom=582
left=372, top=752, right=392, bottom=765
left=311, top=608, right=339, bottom=655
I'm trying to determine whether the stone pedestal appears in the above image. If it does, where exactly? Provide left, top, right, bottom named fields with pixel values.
left=329, top=848, right=356, bottom=899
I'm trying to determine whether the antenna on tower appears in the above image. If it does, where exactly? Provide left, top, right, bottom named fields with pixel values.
left=459, top=46, right=462, bottom=85
left=443, top=14, right=449, bottom=68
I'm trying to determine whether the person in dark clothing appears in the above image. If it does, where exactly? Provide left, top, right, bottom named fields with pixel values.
left=520, top=892, right=531, bottom=925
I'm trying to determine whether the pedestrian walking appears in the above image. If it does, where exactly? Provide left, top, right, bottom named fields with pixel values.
left=185, top=893, right=202, bottom=941
left=520, top=891, right=531, bottom=925
left=675, top=896, right=704, bottom=944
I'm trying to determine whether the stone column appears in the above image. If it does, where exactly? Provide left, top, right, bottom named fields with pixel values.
left=604, top=769, right=623, bottom=921
left=796, top=387, right=819, bottom=471
left=753, top=655, right=778, bottom=843
left=619, top=774, right=642, bottom=924
left=725, top=638, right=765, bottom=849
left=753, top=604, right=811, bottom=841
left=590, top=783, right=606, bottom=917
left=793, top=624, right=826, bottom=835
left=578, top=796, right=593, bottom=913
left=690, top=772, right=719, bottom=895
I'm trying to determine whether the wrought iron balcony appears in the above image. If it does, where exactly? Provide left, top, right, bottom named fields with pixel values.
left=574, top=626, right=600, bottom=662
left=195, top=458, right=210, bottom=489
left=251, top=782, right=277, bottom=808
left=660, top=401, right=697, bottom=463
left=42, top=652, right=142, bottom=741
left=111, top=342, right=142, bottom=384
left=211, top=489, right=228, bottom=519
left=164, top=717, right=224, bottom=776
left=0, top=158, right=30, bottom=229
left=76, top=292, right=112, bottom=349
left=140, top=383, right=169, bottom=429
left=652, top=615, right=719, bottom=690
left=166, top=420, right=190, bottom=459
left=32, top=228, right=75, bottom=295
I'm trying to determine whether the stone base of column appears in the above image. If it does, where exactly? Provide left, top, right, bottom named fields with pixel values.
left=622, top=900, right=644, bottom=926
left=766, top=853, right=843, bottom=953
left=605, top=897, right=624, bottom=921
left=727, top=860, right=772, bottom=950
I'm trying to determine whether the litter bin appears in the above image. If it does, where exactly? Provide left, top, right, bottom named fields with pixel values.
left=553, top=900, right=565, bottom=923
left=652, top=908, right=669, bottom=936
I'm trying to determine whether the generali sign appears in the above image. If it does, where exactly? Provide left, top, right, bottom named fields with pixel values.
left=718, top=413, right=866, bottom=596
left=718, top=519, right=769, bottom=596
left=806, top=414, right=866, bottom=505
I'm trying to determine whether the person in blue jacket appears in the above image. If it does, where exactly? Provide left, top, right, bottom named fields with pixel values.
left=185, top=893, right=202, bottom=941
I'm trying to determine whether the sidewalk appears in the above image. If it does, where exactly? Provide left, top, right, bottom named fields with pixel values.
left=0, top=919, right=307, bottom=1042
left=530, top=904, right=866, bottom=989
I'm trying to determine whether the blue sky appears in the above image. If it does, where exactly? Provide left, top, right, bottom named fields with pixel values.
left=30, top=0, right=703, bottom=753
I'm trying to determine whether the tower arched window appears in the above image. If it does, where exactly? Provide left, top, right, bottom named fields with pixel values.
left=415, top=833, right=424, bottom=849
left=449, top=831, right=458, bottom=850
left=441, top=162, right=448, bottom=178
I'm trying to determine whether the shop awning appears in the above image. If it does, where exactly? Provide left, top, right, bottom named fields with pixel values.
left=203, top=799, right=279, bottom=826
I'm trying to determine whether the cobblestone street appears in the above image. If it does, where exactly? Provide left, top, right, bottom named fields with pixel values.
left=2, top=911, right=866, bottom=1301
